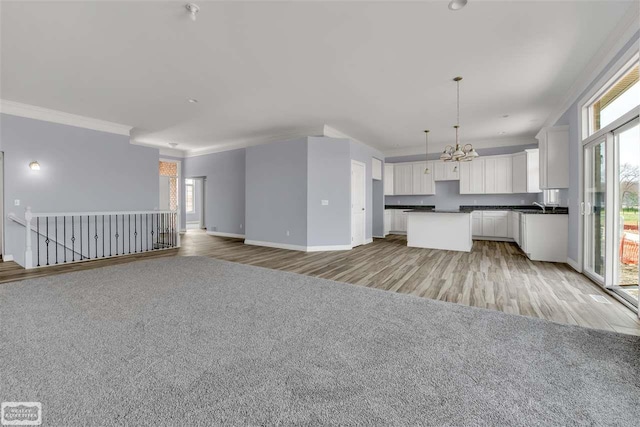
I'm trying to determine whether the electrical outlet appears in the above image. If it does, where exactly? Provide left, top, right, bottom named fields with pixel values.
left=520, top=199, right=525, bottom=204
left=420, top=200, right=424, bottom=205
left=240, top=224, right=243, bottom=229
left=473, top=200, right=477, bottom=205
left=286, top=230, right=290, bottom=236
left=321, top=200, right=329, bottom=206
left=14, top=200, right=20, bottom=206
left=212, top=226, right=217, bottom=231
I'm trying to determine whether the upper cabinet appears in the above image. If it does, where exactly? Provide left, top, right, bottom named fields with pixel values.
left=459, top=159, right=486, bottom=194
left=484, top=155, right=513, bottom=194
left=384, top=163, right=394, bottom=196
left=372, top=158, right=383, bottom=181
left=393, top=163, right=413, bottom=195
left=512, top=149, right=541, bottom=193
left=536, top=126, right=569, bottom=189
left=434, top=161, right=460, bottom=181
left=411, top=162, right=436, bottom=195
left=388, top=162, right=435, bottom=196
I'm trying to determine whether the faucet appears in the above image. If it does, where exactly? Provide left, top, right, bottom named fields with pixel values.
left=532, top=202, right=546, bottom=213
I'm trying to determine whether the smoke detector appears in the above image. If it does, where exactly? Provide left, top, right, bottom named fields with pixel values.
left=185, top=3, right=200, bottom=21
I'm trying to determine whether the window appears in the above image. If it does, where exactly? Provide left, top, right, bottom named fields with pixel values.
left=185, top=179, right=195, bottom=213
left=588, top=61, right=639, bottom=135
left=543, top=189, right=560, bottom=206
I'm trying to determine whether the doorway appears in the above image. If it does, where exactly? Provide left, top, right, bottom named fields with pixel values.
left=351, top=160, right=366, bottom=247
left=185, top=177, right=205, bottom=230
left=583, top=118, right=639, bottom=307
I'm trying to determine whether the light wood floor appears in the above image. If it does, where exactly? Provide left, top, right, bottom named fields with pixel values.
left=2, top=230, right=639, bottom=335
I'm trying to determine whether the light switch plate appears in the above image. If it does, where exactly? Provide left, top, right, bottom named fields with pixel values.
left=321, top=200, right=329, bottom=206
left=14, top=200, right=20, bottom=206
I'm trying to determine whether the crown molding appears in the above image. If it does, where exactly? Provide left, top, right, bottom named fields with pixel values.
left=383, top=136, right=537, bottom=158
left=540, top=1, right=640, bottom=129
left=181, top=126, right=325, bottom=158
left=0, top=99, right=133, bottom=136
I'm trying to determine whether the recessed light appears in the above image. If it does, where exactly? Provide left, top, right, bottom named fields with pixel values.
left=168, top=143, right=179, bottom=148
left=502, top=114, right=509, bottom=118
left=448, top=0, right=468, bottom=11
left=499, top=131, right=507, bottom=135
left=188, top=98, right=198, bottom=103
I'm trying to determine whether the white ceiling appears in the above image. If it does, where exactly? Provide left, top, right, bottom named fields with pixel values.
left=0, top=1, right=635, bottom=156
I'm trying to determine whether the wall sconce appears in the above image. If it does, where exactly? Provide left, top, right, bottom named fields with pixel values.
left=29, top=161, right=40, bottom=171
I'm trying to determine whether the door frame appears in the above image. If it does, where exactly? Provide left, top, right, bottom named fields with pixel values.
left=351, top=160, right=366, bottom=248
left=159, top=158, right=182, bottom=233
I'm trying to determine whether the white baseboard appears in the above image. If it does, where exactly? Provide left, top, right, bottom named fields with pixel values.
left=472, top=236, right=515, bottom=242
left=364, top=237, right=373, bottom=244
left=207, top=231, right=245, bottom=239
left=2, top=254, right=14, bottom=262
left=373, top=235, right=386, bottom=239
left=244, top=240, right=352, bottom=252
left=244, top=239, right=307, bottom=252
left=388, top=231, right=407, bottom=235
left=567, top=257, right=582, bottom=272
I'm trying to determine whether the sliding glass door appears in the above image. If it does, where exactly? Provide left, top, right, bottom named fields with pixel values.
left=613, top=119, right=639, bottom=304
left=583, top=118, right=639, bottom=306
left=584, top=137, right=609, bottom=283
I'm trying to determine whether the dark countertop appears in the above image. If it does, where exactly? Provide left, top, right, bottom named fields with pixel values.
left=384, top=205, right=435, bottom=210
left=385, top=205, right=568, bottom=215
left=405, top=209, right=470, bottom=214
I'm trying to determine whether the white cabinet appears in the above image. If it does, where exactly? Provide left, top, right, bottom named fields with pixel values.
left=459, top=159, right=485, bottom=194
left=512, top=149, right=541, bottom=194
left=472, top=212, right=483, bottom=236
left=393, top=164, right=413, bottom=195
left=384, top=163, right=394, bottom=196
left=537, top=126, right=569, bottom=189
left=484, top=156, right=512, bottom=194
left=390, top=210, right=408, bottom=233
left=519, top=214, right=568, bottom=262
left=372, top=158, right=382, bottom=181
left=384, top=209, right=392, bottom=235
left=434, top=161, right=460, bottom=181
left=473, top=211, right=510, bottom=239
left=389, top=162, right=436, bottom=196
left=411, top=162, right=436, bottom=195
left=511, top=211, right=520, bottom=245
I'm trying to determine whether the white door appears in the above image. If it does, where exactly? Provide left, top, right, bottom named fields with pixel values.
left=351, top=160, right=366, bottom=247
left=159, top=176, right=171, bottom=210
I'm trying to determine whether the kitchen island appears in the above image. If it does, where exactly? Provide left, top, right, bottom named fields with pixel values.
left=406, top=210, right=473, bottom=252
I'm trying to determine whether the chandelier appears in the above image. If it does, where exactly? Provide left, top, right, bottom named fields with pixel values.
left=440, top=76, right=479, bottom=162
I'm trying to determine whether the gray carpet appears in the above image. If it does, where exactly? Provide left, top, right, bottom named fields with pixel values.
left=1, top=257, right=639, bottom=426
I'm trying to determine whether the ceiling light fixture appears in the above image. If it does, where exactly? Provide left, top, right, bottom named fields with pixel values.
left=29, top=161, right=40, bottom=171
left=168, top=143, right=179, bottom=148
left=423, top=130, right=431, bottom=174
left=448, top=0, right=468, bottom=11
left=185, top=3, right=200, bottom=21
left=188, top=98, right=198, bottom=103
left=439, top=76, right=479, bottom=163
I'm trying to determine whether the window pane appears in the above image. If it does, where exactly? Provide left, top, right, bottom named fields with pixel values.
left=590, top=64, right=639, bottom=134
left=186, top=184, right=194, bottom=212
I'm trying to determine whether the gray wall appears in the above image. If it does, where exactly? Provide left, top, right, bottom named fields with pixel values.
left=307, top=137, right=350, bottom=247
left=553, top=30, right=640, bottom=264
left=0, top=113, right=160, bottom=266
left=183, top=149, right=245, bottom=236
left=386, top=144, right=542, bottom=209
left=245, top=138, right=308, bottom=246
left=350, top=140, right=385, bottom=240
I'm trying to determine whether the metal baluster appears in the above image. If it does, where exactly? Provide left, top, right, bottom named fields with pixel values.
left=80, top=216, right=83, bottom=260
left=134, top=214, right=138, bottom=253
left=45, top=217, right=50, bottom=266
left=63, top=216, right=67, bottom=263
left=122, top=214, right=125, bottom=255
left=128, top=214, right=131, bottom=254
left=55, top=216, right=58, bottom=264
left=157, top=213, right=160, bottom=249
left=71, top=216, right=75, bottom=262
left=102, top=215, right=105, bottom=257
left=115, top=215, right=119, bottom=256
left=151, top=214, right=155, bottom=250
left=36, top=218, right=40, bottom=267
left=146, top=214, right=149, bottom=251
left=109, top=215, right=112, bottom=256
left=94, top=215, right=98, bottom=259
left=87, top=215, right=91, bottom=260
